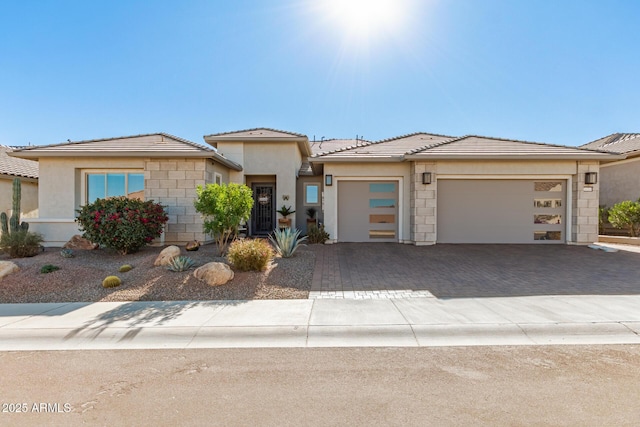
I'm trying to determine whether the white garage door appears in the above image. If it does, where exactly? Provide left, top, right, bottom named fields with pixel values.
left=437, top=179, right=566, bottom=244
left=338, top=181, right=398, bottom=242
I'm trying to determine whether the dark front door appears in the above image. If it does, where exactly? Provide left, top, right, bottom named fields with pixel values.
left=251, top=183, right=275, bottom=235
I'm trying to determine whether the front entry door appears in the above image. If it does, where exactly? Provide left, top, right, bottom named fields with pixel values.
left=251, top=183, right=275, bottom=235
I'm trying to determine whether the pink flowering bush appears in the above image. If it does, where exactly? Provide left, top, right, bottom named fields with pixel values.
left=76, top=197, right=168, bottom=254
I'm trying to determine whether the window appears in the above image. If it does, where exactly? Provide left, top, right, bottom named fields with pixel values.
left=305, top=183, right=320, bottom=205
left=87, top=172, right=144, bottom=203
left=534, top=182, right=562, bottom=192
left=369, top=183, right=395, bottom=193
left=214, top=172, right=222, bottom=185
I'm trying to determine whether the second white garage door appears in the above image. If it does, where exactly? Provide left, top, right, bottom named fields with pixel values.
left=437, top=179, right=566, bottom=244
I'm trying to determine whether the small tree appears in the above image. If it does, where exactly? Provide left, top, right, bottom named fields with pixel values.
left=608, top=199, right=640, bottom=237
left=194, top=183, right=253, bottom=255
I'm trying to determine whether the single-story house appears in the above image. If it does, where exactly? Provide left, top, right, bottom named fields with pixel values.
left=0, top=145, right=39, bottom=233
left=580, top=133, right=640, bottom=207
left=9, top=128, right=621, bottom=246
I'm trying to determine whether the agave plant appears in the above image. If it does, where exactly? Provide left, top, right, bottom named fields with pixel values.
left=167, top=255, right=196, bottom=272
left=268, top=227, right=307, bottom=258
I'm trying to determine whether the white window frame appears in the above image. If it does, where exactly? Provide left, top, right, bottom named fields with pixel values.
left=82, top=169, right=145, bottom=205
left=304, top=182, right=321, bottom=206
left=214, top=172, right=223, bottom=185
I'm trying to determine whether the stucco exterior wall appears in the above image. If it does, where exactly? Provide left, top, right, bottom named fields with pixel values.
left=599, top=158, right=640, bottom=207
left=323, top=162, right=411, bottom=243
left=205, top=159, right=230, bottom=184
left=0, top=176, right=38, bottom=220
left=216, top=141, right=303, bottom=230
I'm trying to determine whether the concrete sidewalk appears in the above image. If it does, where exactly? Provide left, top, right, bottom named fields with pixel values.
left=1, top=295, right=639, bottom=350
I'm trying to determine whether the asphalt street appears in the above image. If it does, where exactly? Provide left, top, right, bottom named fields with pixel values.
left=1, top=346, right=639, bottom=426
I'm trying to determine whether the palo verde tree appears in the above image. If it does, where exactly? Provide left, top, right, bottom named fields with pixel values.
left=194, top=183, right=254, bottom=255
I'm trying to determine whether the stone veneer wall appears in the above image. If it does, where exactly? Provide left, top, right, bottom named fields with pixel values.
left=571, top=161, right=600, bottom=244
left=410, top=162, right=437, bottom=245
left=144, top=158, right=207, bottom=244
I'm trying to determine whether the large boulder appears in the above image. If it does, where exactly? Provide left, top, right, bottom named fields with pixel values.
left=154, top=245, right=181, bottom=266
left=193, top=262, right=234, bottom=286
left=0, top=261, right=19, bottom=281
left=63, top=235, right=98, bottom=250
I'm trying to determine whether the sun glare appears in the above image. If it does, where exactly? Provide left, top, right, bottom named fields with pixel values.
left=320, top=0, right=407, bottom=42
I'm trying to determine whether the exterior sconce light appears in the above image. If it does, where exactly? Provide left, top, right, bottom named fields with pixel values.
left=584, top=172, right=597, bottom=185
left=325, top=175, right=333, bottom=186
left=422, top=172, right=432, bottom=185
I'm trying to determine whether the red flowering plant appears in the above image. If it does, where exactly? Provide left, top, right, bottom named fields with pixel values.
left=76, top=197, right=169, bottom=254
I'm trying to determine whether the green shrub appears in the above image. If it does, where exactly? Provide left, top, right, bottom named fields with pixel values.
left=598, top=205, right=609, bottom=235
left=167, top=255, right=196, bottom=272
left=194, top=183, right=254, bottom=255
left=269, top=227, right=307, bottom=258
left=118, top=264, right=133, bottom=273
left=102, top=275, right=122, bottom=288
left=40, top=264, right=60, bottom=274
left=608, top=199, right=640, bottom=237
left=0, top=230, right=43, bottom=258
left=76, top=196, right=169, bottom=255
left=307, top=224, right=330, bottom=244
left=227, top=238, right=274, bottom=271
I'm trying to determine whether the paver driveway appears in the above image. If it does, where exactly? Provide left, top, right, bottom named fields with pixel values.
left=309, top=243, right=640, bottom=299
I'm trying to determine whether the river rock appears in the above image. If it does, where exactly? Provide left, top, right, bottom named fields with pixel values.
left=154, top=245, right=181, bottom=266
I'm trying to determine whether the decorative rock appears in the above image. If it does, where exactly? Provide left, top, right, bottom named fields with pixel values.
left=193, top=262, right=234, bottom=286
left=0, top=261, right=19, bottom=281
left=154, top=245, right=181, bottom=266
left=185, top=241, right=200, bottom=251
left=63, top=235, right=98, bottom=250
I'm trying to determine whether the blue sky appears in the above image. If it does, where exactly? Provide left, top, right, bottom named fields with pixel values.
left=1, top=0, right=638, bottom=147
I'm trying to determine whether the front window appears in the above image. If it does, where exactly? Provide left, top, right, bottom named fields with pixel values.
left=305, top=183, right=320, bottom=206
left=87, top=172, right=145, bottom=203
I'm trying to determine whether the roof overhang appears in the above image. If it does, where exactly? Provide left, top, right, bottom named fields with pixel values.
left=309, top=155, right=404, bottom=163
left=204, top=134, right=312, bottom=157
left=8, top=150, right=243, bottom=171
left=403, top=153, right=627, bottom=161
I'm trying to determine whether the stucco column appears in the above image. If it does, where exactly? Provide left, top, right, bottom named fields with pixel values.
left=571, top=161, right=599, bottom=244
left=411, top=162, right=437, bottom=245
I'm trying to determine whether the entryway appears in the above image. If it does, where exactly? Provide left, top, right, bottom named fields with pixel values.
left=251, top=183, right=275, bottom=235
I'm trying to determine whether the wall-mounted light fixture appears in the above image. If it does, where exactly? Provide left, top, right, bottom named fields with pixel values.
left=325, top=174, right=333, bottom=186
left=422, top=172, right=432, bottom=185
left=585, top=172, right=598, bottom=185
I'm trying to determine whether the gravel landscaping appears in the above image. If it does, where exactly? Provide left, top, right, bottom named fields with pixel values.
left=0, top=243, right=316, bottom=303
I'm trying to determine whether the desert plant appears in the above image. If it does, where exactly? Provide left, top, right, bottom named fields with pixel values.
left=167, top=255, right=196, bottom=272
left=307, top=224, right=330, bottom=244
left=102, top=275, right=122, bottom=288
left=40, top=264, right=60, bottom=274
left=0, top=178, right=30, bottom=235
left=269, top=227, right=307, bottom=258
left=0, top=230, right=43, bottom=258
left=60, top=248, right=75, bottom=258
left=277, top=205, right=295, bottom=218
left=76, top=196, right=169, bottom=255
left=194, top=183, right=253, bottom=255
left=118, top=264, right=133, bottom=273
left=227, top=238, right=274, bottom=271
left=608, top=199, right=640, bottom=237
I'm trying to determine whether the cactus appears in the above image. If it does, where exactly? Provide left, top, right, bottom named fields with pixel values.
left=118, top=264, right=133, bottom=273
left=167, top=255, right=196, bottom=272
left=0, top=212, right=7, bottom=235
left=102, top=275, right=122, bottom=288
left=1, top=178, right=29, bottom=234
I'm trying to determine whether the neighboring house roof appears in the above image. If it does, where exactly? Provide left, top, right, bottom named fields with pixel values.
left=312, top=133, right=454, bottom=161
left=311, top=133, right=622, bottom=163
left=204, top=127, right=311, bottom=157
left=580, top=133, right=640, bottom=157
left=0, top=145, right=38, bottom=179
left=309, top=138, right=370, bottom=156
left=8, top=133, right=243, bottom=171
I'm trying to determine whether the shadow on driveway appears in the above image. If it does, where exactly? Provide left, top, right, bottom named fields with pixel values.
left=311, top=243, right=640, bottom=298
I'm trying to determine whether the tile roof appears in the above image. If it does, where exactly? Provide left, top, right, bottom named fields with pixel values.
left=407, top=135, right=619, bottom=160
left=0, top=146, right=38, bottom=179
left=312, top=132, right=454, bottom=159
left=204, top=127, right=307, bottom=139
left=9, top=133, right=242, bottom=170
left=309, top=138, right=370, bottom=155
left=580, top=133, right=640, bottom=154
